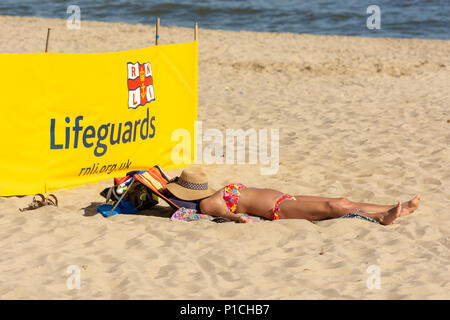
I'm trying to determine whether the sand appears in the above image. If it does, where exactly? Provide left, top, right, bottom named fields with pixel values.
left=0, top=15, right=449, bottom=299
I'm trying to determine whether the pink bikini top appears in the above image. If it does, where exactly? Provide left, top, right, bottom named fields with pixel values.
left=222, top=183, right=247, bottom=214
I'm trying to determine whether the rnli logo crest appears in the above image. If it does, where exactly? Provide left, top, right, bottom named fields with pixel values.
left=127, top=62, right=155, bottom=109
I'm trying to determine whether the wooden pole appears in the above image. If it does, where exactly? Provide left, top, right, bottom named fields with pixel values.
left=45, top=28, right=51, bottom=52
left=155, top=17, right=160, bottom=45
left=194, top=22, right=198, bottom=41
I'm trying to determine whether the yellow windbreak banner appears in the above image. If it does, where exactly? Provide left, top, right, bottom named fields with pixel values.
left=0, top=41, right=197, bottom=196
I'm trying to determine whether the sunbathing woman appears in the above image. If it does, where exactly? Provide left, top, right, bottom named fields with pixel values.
left=165, top=166, right=421, bottom=225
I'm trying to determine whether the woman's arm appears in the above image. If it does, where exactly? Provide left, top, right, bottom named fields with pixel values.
left=199, top=196, right=245, bottom=223
left=217, top=210, right=245, bottom=223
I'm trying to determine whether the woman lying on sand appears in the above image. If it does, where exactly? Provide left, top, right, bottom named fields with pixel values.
left=165, top=166, right=420, bottom=225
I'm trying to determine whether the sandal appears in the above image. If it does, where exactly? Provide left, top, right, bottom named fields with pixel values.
left=19, top=193, right=46, bottom=212
left=45, top=194, right=58, bottom=207
left=46, top=194, right=58, bottom=207
left=19, top=193, right=58, bottom=212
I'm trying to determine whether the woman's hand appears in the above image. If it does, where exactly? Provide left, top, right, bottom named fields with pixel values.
left=238, top=216, right=249, bottom=223
left=199, top=197, right=249, bottom=223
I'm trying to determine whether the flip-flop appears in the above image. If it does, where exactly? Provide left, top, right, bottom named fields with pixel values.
left=45, top=194, right=58, bottom=207
left=19, top=194, right=46, bottom=212
left=19, top=194, right=59, bottom=212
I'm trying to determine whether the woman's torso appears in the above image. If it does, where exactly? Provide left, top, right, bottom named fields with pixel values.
left=208, top=184, right=284, bottom=220
left=238, top=187, right=284, bottom=219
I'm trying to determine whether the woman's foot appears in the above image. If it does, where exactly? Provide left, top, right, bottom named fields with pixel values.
left=400, top=194, right=421, bottom=217
left=329, top=201, right=401, bottom=225
left=378, top=201, right=402, bottom=225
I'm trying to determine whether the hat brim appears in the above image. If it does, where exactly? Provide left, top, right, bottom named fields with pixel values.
left=166, top=182, right=216, bottom=201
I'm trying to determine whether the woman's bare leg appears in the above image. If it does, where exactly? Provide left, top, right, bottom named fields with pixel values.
left=278, top=200, right=343, bottom=221
left=295, top=194, right=421, bottom=216
left=279, top=199, right=402, bottom=225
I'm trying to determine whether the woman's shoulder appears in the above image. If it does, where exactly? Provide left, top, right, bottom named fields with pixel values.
left=200, top=191, right=225, bottom=212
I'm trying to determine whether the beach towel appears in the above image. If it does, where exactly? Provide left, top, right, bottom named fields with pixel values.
left=171, top=208, right=379, bottom=224
left=97, top=200, right=138, bottom=217
left=341, top=209, right=380, bottom=224
left=171, top=207, right=265, bottom=223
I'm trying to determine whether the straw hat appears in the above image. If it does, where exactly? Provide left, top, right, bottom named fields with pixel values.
left=165, top=165, right=216, bottom=201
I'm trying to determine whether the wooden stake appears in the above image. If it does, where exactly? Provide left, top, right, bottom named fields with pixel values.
left=45, top=28, right=51, bottom=52
left=155, top=17, right=160, bottom=45
left=194, top=22, right=198, bottom=41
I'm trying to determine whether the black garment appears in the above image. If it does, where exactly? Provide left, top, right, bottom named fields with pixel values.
left=167, top=197, right=201, bottom=212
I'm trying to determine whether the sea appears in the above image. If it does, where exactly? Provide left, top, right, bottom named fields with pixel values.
left=0, top=0, right=448, bottom=40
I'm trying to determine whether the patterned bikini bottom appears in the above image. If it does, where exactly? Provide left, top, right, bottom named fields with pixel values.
left=271, top=194, right=297, bottom=220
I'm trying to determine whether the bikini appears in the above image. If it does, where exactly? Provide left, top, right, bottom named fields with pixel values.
left=223, top=183, right=296, bottom=220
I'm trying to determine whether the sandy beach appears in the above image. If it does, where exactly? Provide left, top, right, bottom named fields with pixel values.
left=0, top=15, right=449, bottom=299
